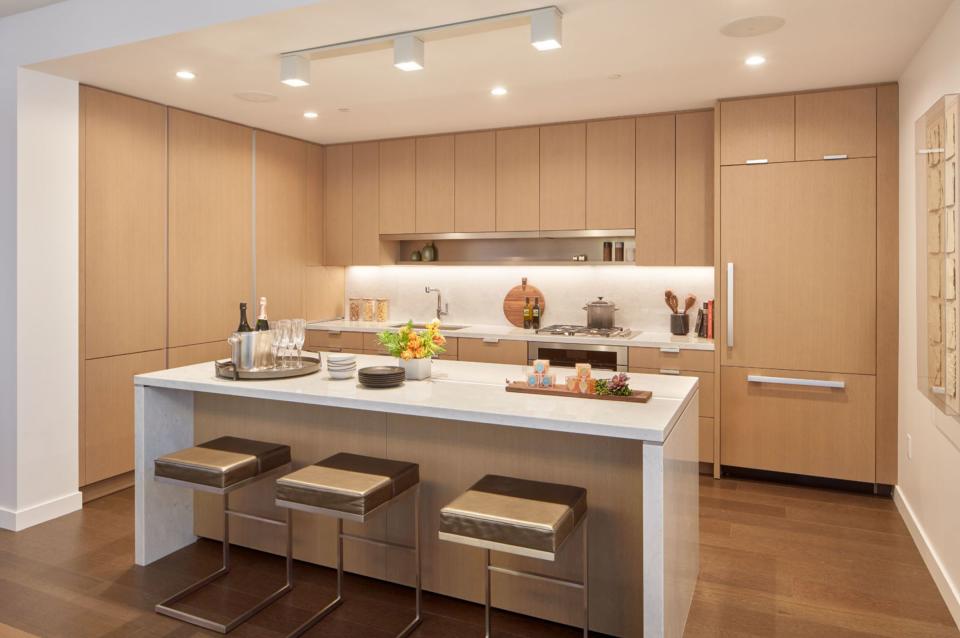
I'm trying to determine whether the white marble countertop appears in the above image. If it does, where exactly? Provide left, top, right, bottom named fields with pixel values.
left=135, top=354, right=698, bottom=443
left=306, top=319, right=715, bottom=351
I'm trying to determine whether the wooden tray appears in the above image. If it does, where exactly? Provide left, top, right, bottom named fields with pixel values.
left=502, top=277, right=546, bottom=327
left=505, top=381, right=651, bottom=403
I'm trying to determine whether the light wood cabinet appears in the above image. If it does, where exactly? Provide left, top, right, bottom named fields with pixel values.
left=305, top=329, right=364, bottom=352
left=795, top=87, right=877, bottom=161
left=496, top=127, right=540, bottom=231
left=628, top=346, right=714, bottom=373
left=167, top=109, right=252, bottom=348
left=83, top=350, right=165, bottom=485
left=454, top=131, right=496, bottom=232
left=380, top=138, right=416, bottom=235
left=324, top=145, right=353, bottom=266
left=699, top=418, right=714, bottom=464
left=539, top=123, right=586, bottom=230
left=587, top=118, right=635, bottom=230
left=306, top=144, right=324, bottom=265
left=353, top=142, right=390, bottom=265
left=256, top=131, right=307, bottom=320
left=675, top=110, right=714, bottom=265
left=82, top=87, right=167, bottom=359
left=630, top=367, right=714, bottom=418
left=635, top=114, right=676, bottom=265
left=720, top=160, right=876, bottom=374
left=167, top=341, right=230, bottom=368
left=720, top=95, right=795, bottom=165
left=416, top=135, right=455, bottom=233
left=720, top=367, right=876, bottom=483
left=458, top=338, right=527, bottom=365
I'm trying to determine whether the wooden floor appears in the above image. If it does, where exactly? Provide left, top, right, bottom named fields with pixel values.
left=0, top=477, right=956, bottom=638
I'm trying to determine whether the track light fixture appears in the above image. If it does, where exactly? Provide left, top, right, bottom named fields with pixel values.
left=280, top=54, right=310, bottom=87
left=394, top=35, right=425, bottom=72
left=530, top=7, right=562, bottom=51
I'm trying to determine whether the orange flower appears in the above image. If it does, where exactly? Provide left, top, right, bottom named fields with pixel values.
left=400, top=350, right=413, bottom=360
left=432, top=334, right=446, bottom=346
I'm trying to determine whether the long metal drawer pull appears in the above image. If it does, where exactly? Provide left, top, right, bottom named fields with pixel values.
left=329, top=330, right=342, bottom=336
left=482, top=337, right=500, bottom=344
left=747, top=375, right=845, bottom=389
left=726, top=262, right=734, bottom=348
left=659, top=346, right=680, bottom=354
left=745, top=158, right=768, bottom=164
left=659, top=368, right=681, bottom=375
left=823, top=154, right=848, bottom=160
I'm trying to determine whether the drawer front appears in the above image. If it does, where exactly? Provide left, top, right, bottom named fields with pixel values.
left=699, top=417, right=714, bottom=464
left=630, top=367, right=713, bottom=417
left=720, top=367, right=876, bottom=483
left=305, top=330, right=363, bottom=351
left=628, top=347, right=714, bottom=373
left=458, top=337, right=527, bottom=365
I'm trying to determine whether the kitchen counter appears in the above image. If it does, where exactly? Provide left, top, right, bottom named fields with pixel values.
left=307, top=319, right=715, bottom=351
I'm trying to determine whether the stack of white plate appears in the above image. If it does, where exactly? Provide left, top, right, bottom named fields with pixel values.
left=326, top=353, right=357, bottom=379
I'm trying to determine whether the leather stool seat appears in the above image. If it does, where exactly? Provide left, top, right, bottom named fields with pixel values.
left=155, top=436, right=291, bottom=489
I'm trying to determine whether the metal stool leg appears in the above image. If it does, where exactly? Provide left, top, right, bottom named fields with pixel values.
left=485, top=548, right=492, bottom=638
left=396, top=484, right=422, bottom=638
left=582, top=517, right=589, bottom=637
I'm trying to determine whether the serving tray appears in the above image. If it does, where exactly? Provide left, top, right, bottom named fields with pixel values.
left=215, top=355, right=321, bottom=381
left=505, top=381, right=651, bottom=403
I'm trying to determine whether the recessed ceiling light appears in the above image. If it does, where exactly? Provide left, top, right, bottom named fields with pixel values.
left=280, top=54, right=310, bottom=87
left=607, top=73, right=622, bottom=80
left=303, top=111, right=319, bottom=119
left=530, top=7, right=563, bottom=51
left=175, top=70, right=195, bottom=80
left=394, top=34, right=425, bottom=71
left=337, top=107, right=351, bottom=113
left=745, top=55, right=766, bottom=66
left=491, top=86, right=508, bottom=96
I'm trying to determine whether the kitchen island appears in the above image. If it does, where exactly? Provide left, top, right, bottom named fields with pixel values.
left=134, top=356, right=699, bottom=637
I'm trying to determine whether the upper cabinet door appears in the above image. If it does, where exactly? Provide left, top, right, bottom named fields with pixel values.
left=324, top=144, right=354, bottom=266
left=795, top=87, right=877, bottom=161
left=720, top=95, right=795, bottom=165
left=82, top=87, right=167, bottom=359
left=587, top=118, right=635, bottom=230
left=168, top=109, right=252, bottom=348
left=454, top=131, right=496, bottom=232
left=675, top=110, right=714, bottom=266
left=540, top=122, right=586, bottom=231
left=353, top=142, right=388, bottom=265
left=635, top=114, right=676, bottom=265
left=306, top=144, right=324, bottom=266
left=497, top=127, right=540, bottom=231
left=379, top=138, right=416, bottom=235
left=416, top=135, right=455, bottom=233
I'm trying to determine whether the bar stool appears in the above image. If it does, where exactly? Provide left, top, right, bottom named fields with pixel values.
left=438, top=475, right=589, bottom=638
left=274, top=452, right=422, bottom=638
left=152, top=436, right=293, bottom=634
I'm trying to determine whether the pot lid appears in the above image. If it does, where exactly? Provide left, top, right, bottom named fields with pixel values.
left=585, top=296, right=616, bottom=307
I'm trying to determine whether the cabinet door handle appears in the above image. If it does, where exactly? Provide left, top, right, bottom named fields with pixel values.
left=327, top=347, right=343, bottom=353
left=659, top=346, right=680, bottom=354
left=329, top=330, right=342, bottom=336
left=931, top=385, right=946, bottom=395
left=745, top=158, right=768, bottom=164
left=482, top=337, right=500, bottom=344
left=726, top=262, right=734, bottom=348
left=823, top=154, right=848, bottom=160
left=747, top=375, right=845, bottom=389
left=659, top=368, right=681, bottom=375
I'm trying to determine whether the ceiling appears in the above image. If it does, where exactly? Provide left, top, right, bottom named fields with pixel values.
left=0, top=0, right=64, bottom=18
left=31, top=0, right=950, bottom=144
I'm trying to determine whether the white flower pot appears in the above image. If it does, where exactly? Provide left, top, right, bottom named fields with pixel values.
left=399, top=357, right=432, bottom=380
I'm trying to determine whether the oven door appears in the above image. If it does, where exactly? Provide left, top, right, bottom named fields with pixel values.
left=527, top=342, right=628, bottom=372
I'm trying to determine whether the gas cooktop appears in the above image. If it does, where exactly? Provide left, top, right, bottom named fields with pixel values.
left=535, top=324, right=633, bottom=338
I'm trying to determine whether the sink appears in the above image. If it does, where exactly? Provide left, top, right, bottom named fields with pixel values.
left=389, top=322, right=470, bottom=331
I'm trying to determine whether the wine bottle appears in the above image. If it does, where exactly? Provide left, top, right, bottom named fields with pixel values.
left=256, top=296, right=270, bottom=331
left=532, top=297, right=541, bottom=330
left=523, top=297, right=532, bottom=329
left=237, top=302, right=252, bottom=332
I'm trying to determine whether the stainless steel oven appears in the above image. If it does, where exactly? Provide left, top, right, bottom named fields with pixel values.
left=527, top=341, right=629, bottom=372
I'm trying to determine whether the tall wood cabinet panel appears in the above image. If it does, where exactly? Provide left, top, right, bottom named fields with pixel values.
left=354, top=142, right=390, bottom=265
left=379, top=138, right=416, bottom=235
left=324, top=144, right=354, bottom=266
left=795, top=87, right=876, bottom=161
left=586, top=118, right=635, bottom=230
left=496, top=127, right=540, bottom=231
left=539, top=123, right=586, bottom=231
left=720, top=159, right=876, bottom=374
left=81, top=87, right=167, bottom=359
left=416, top=135, right=455, bottom=233
left=84, top=350, right=165, bottom=485
left=635, top=114, right=676, bottom=265
left=167, top=341, right=230, bottom=369
left=454, top=131, right=496, bottom=232
left=675, top=110, right=714, bottom=265
left=306, top=144, right=324, bottom=265
left=168, top=109, right=252, bottom=348
left=256, top=131, right=307, bottom=320
left=720, top=95, right=795, bottom=165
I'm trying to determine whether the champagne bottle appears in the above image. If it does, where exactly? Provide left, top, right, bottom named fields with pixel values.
left=532, top=297, right=541, bottom=330
left=237, top=302, right=252, bottom=332
left=256, top=296, right=270, bottom=331
left=522, top=297, right=532, bottom=329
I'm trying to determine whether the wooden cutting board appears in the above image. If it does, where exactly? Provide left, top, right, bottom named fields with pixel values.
left=502, top=278, right=546, bottom=327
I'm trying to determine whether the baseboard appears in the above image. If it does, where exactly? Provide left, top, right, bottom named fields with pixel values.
left=81, top=470, right=133, bottom=503
left=894, top=486, right=960, bottom=629
left=0, top=491, right=83, bottom=532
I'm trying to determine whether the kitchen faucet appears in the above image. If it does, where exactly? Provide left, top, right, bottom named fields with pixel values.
left=425, top=286, right=449, bottom=319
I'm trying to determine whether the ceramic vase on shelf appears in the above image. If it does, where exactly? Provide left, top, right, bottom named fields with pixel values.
left=399, top=356, right=432, bottom=380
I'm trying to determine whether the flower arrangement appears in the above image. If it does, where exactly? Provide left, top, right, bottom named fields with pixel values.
left=377, top=319, right=447, bottom=360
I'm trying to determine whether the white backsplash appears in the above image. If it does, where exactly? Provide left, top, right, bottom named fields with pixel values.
left=344, top=265, right=714, bottom=332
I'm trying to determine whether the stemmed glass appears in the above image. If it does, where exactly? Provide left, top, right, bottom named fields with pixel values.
left=271, top=323, right=283, bottom=369
left=276, top=319, right=291, bottom=368
left=292, top=319, right=306, bottom=367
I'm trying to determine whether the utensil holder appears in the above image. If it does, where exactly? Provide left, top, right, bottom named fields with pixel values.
left=670, top=313, right=690, bottom=336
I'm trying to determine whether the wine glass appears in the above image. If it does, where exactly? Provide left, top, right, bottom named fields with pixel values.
left=276, top=319, right=291, bottom=368
left=292, top=319, right=306, bottom=367
left=271, top=324, right=283, bottom=368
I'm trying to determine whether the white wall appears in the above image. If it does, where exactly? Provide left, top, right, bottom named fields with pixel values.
left=0, top=0, right=320, bottom=530
left=897, top=0, right=960, bottom=625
